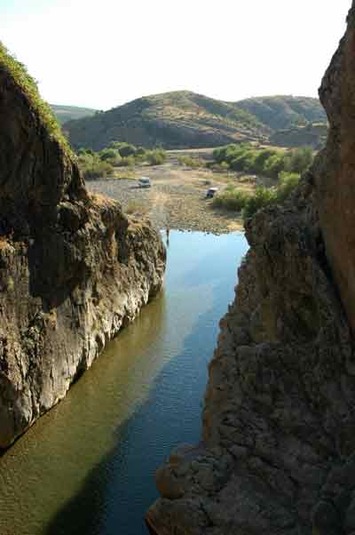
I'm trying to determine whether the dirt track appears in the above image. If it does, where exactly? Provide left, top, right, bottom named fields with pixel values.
left=86, top=158, right=253, bottom=233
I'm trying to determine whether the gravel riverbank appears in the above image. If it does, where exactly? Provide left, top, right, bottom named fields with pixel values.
left=86, top=163, right=244, bottom=234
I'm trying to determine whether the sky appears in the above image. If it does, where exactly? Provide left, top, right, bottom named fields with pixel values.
left=0, top=0, right=352, bottom=110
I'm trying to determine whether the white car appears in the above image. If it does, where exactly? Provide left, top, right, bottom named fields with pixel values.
left=206, top=187, right=218, bottom=198
left=138, top=177, right=151, bottom=188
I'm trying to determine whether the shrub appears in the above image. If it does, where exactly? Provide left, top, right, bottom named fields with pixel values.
left=145, top=148, right=166, bottom=165
left=253, top=149, right=275, bottom=173
left=263, top=153, right=286, bottom=179
left=220, top=161, right=229, bottom=170
left=284, top=147, right=313, bottom=174
left=276, top=171, right=301, bottom=201
left=117, top=155, right=136, bottom=167
left=134, top=146, right=146, bottom=162
left=243, top=187, right=277, bottom=218
left=99, top=148, right=122, bottom=166
left=211, top=174, right=300, bottom=220
left=212, top=143, right=314, bottom=180
left=117, top=143, right=137, bottom=158
left=178, top=156, right=204, bottom=168
left=100, top=148, right=117, bottom=161
left=103, top=143, right=166, bottom=166
left=78, top=152, right=114, bottom=179
left=212, top=188, right=251, bottom=211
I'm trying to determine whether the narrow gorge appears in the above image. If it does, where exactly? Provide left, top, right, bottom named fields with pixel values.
left=0, top=45, right=165, bottom=449
left=146, top=2, right=355, bottom=534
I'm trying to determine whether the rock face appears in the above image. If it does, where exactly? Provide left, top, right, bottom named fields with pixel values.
left=146, top=3, right=355, bottom=534
left=0, top=45, right=165, bottom=448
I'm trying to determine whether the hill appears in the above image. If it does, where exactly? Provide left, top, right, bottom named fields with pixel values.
left=64, top=91, right=327, bottom=151
left=269, top=122, right=328, bottom=149
left=51, top=104, right=97, bottom=125
left=64, top=91, right=271, bottom=150
left=236, top=95, right=326, bottom=130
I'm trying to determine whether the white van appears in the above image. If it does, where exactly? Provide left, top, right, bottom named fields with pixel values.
left=138, top=177, right=151, bottom=188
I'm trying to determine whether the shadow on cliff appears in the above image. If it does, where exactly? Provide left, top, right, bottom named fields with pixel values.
left=44, top=266, right=234, bottom=535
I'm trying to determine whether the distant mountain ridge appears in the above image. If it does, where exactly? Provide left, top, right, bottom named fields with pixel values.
left=51, top=104, right=97, bottom=125
left=236, top=95, right=326, bottom=130
left=62, top=91, right=327, bottom=150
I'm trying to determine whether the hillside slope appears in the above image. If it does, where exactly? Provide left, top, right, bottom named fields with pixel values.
left=64, top=92, right=327, bottom=151
left=236, top=95, right=326, bottom=130
left=65, top=91, right=272, bottom=150
left=51, top=104, right=97, bottom=125
left=269, top=121, right=328, bottom=149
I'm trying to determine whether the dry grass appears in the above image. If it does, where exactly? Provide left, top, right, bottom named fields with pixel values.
left=112, top=169, right=138, bottom=180
left=125, top=200, right=150, bottom=216
left=89, top=192, right=117, bottom=208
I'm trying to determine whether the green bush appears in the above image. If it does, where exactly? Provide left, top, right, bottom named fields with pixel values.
left=284, top=147, right=313, bottom=173
left=117, top=155, right=136, bottom=167
left=178, top=155, right=204, bottom=168
left=253, top=149, right=275, bottom=173
left=277, top=171, right=301, bottom=201
left=263, top=153, right=286, bottom=179
left=212, top=143, right=314, bottom=179
left=220, top=161, right=229, bottom=170
left=212, top=188, right=251, bottom=211
left=116, top=142, right=138, bottom=158
left=99, top=147, right=122, bottom=166
left=243, top=187, right=277, bottom=218
left=78, top=152, right=114, bottom=179
left=145, top=148, right=166, bottom=165
left=78, top=147, right=94, bottom=156
left=103, top=143, right=166, bottom=166
left=211, top=173, right=300, bottom=220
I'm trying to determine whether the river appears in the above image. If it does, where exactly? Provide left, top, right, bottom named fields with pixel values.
left=0, top=230, right=248, bottom=535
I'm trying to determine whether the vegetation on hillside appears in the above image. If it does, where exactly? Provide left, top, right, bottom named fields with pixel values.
left=236, top=95, right=327, bottom=130
left=269, top=122, right=328, bottom=149
left=0, top=42, right=71, bottom=153
left=64, top=91, right=269, bottom=151
left=64, top=91, right=327, bottom=152
left=51, top=104, right=97, bottom=125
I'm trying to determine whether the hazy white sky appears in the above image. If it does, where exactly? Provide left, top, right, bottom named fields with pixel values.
left=0, top=0, right=351, bottom=110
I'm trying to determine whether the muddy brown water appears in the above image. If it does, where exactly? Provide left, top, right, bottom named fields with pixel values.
left=0, top=230, right=248, bottom=535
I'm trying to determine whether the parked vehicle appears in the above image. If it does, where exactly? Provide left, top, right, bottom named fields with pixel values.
left=206, top=187, right=218, bottom=198
left=138, top=176, right=151, bottom=188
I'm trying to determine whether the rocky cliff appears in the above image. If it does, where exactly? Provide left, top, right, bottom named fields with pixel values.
left=146, top=3, right=355, bottom=534
left=0, top=45, right=165, bottom=448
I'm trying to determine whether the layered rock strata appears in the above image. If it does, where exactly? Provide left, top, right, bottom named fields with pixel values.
left=146, top=3, right=355, bottom=533
left=0, top=46, right=165, bottom=448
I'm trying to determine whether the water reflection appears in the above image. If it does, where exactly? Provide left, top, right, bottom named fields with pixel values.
left=0, top=293, right=168, bottom=535
left=0, top=231, right=248, bottom=535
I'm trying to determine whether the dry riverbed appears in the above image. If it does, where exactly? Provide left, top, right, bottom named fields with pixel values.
left=86, top=150, right=256, bottom=233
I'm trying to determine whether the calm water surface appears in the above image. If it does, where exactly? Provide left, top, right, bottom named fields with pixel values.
left=0, top=230, right=248, bottom=535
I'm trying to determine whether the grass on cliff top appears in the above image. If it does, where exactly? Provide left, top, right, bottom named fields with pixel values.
left=0, top=42, right=72, bottom=155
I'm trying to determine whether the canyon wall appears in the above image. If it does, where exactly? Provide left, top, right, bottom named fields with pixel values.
left=146, top=3, right=355, bottom=534
left=0, top=45, right=165, bottom=448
